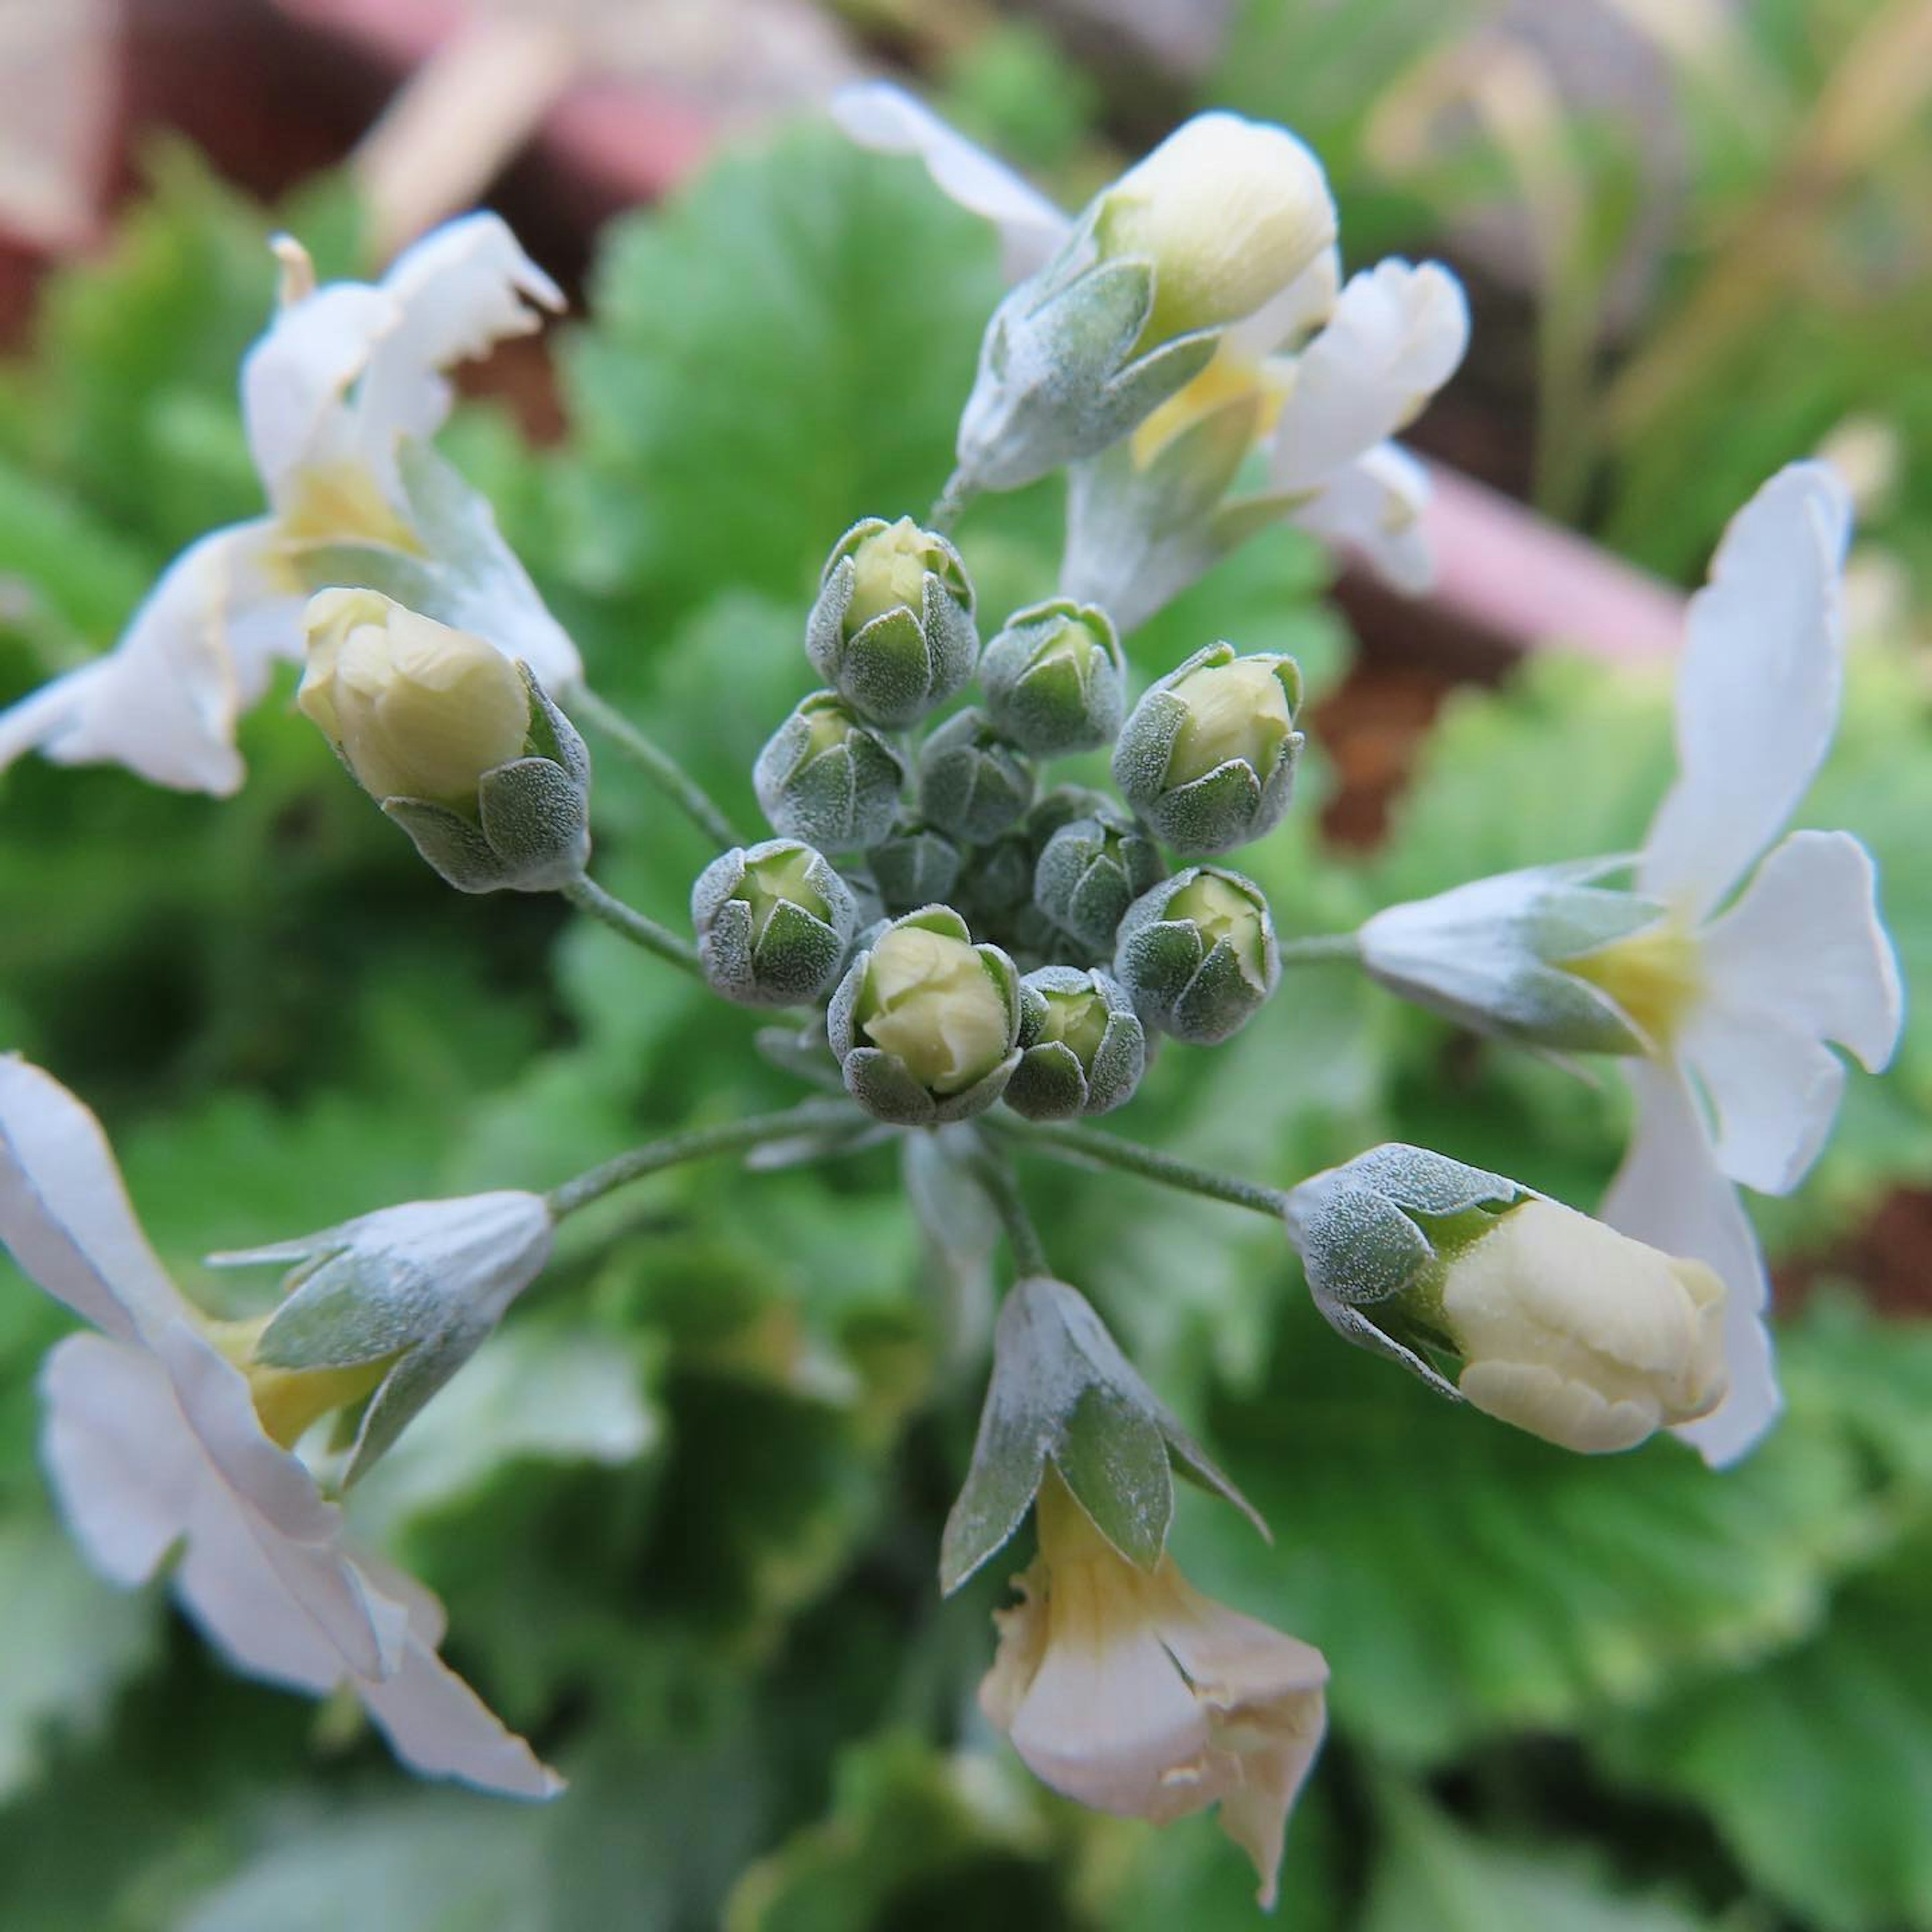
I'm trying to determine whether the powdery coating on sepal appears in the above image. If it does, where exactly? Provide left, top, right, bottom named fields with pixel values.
left=979, top=1469, right=1319, bottom=1911
left=1111, top=642, right=1303, bottom=854
left=1355, top=858, right=1664, bottom=1056
left=692, top=839, right=859, bottom=1007
left=1033, top=810, right=1167, bottom=954
left=213, top=1192, right=554, bottom=1487
left=869, top=826, right=964, bottom=915
left=979, top=600, right=1127, bottom=756
left=915, top=708, right=1037, bottom=845
left=805, top=517, right=979, bottom=729
left=1004, top=968, right=1147, bottom=1121
left=827, top=906, right=1022, bottom=1125
left=754, top=690, right=908, bottom=852
left=941, top=1276, right=1262, bottom=1591
left=1287, top=1144, right=1730, bottom=1454
left=0, top=1055, right=559, bottom=1798
left=1113, top=866, right=1280, bottom=1044
left=0, top=215, right=569, bottom=796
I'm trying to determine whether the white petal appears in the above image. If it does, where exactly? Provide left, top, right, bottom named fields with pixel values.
left=243, top=282, right=397, bottom=507
left=1222, top=245, right=1341, bottom=359
left=1601, top=1061, right=1778, bottom=1466
left=1290, top=442, right=1434, bottom=592
left=1269, top=260, right=1469, bottom=490
left=1699, top=830, right=1903, bottom=1075
left=1680, top=831, right=1901, bottom=1194
left=0, top=1056, right=185, bottom=1342
left=0, top=522, right=290, bottom=795
left=1639, top=463, right=1853, bottom=920
left=358, top=1628, right=564, bottom=1800
left=831, top=81, right=1073, bottom=283
left=155, top=1325, right=409, bottom=1680
left=351, top=213, right=564, bottom=480
left=39, top=1332, right=200, bottom=1585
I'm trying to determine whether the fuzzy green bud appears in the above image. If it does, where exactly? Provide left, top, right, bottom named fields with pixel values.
left=754, top=690, right=906, bottom=852
left=692, top=839, right=858, bottom=1007
left=1005, top=967, right=1147, bottom=1120
left=980, top=600, right=1126, bottom=756
left=1033, top=811, right=1166, bottom=954
left=1114, top=865, right=1278, bottom=1043
left=916, top=708, right=1036, bottom=846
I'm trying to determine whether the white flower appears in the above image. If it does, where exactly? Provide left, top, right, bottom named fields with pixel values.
left=1567, top=464, right=1901, bottom=1465
left=981, top=1471, right=1327, bottom=1909
left=833, top=83, right=1467, bottom=619
left=0, top=1053, right=561, bottom=1798
left=0, top=214, right=571, bottom=796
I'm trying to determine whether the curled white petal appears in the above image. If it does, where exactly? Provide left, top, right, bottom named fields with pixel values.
left=1639, top=462, right=1853, bottom=920
left=1269, top=260, right=1469, bottom=491
left=0, top=522, right=291, bottom=796
left=0, top=1055, right=186, bottom=1341
left=1602, top=1060, right=1778, bottom=1466
left=1290, top=441, right=1434, bottom=592
left=831, top=80, right=1073, bottom=282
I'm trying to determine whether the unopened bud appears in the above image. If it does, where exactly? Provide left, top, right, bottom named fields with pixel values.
left=807, top=517, right=979, bottom=727
left=828, top=906, right=1021, bottom=1124
left=299, top=589, right=590, bottom=893
left=692, top=839, right=858, bottom=1007
left=1005, top=967, right=1146, bottom=1120
left=868, top=824, right=963, bottom=915
left=1114, top=865, right=1278, bottom=1043
left=754, top=691, right=907, bottom=852
left=916, top=708, right=1036, bottom=846
left=1113, top=643, right=1302, bottom=853
left=1096, top=113, right=1337, bottom=346
left=1034, top=810, right=1166, bottom=954
left=980, top=600, right=1126, bottom=756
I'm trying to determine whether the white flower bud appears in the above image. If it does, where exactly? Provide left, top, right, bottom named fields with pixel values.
left=1438, top=1199, right=1728, bottom=1454
left=1096, top=113, right=1336, bottom=345
left=299, top=589, right=530, bottom=807
left=864, top=925, right=1012, bottom=1095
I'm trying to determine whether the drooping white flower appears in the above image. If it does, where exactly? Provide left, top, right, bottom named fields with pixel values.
left=0, top=1053, right=561, bottom=1798
left=0, top=214, right=573, bottom=796
left=981, top=1470, right=1327, bottom=1909
left=832, top=83, right=1467, bottom=621
left=1575, top=462, right=1902, bottom=1465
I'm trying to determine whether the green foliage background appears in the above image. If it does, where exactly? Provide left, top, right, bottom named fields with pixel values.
left=1, top=85, right=1929, bottom=1932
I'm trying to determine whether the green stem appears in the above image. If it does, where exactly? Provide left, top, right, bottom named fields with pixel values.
left=562, top=875, right=702, bottom=979
left=546, top=1098, right=866, bottom=1219
left=572, top=686, right=745, bottom=850
left=1276, top=932, right=1363, bottom=967
left=969, top=1145, right=1051, bottom=1276
left=983, top=1115, right=1292, bottom=1222
left=928, top=470, right=974, bottom=535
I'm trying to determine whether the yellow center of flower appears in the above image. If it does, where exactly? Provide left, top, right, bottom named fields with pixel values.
left=204, top=1316, right=392, bottom=1451
left=1130, top=349, right=1285, bottom=470
left=278, top=459, right=423, bottom=554
left=1565, top=918, right=1705, bottom=1049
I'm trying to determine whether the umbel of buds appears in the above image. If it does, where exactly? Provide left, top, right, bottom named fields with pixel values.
left=979, top=600, right=1126, bottom=756
left=1033, top=806, right=1166, bottom=954
left=806, top=517, right=979, bottom=727
left=954, top=111, right=1337, bottom=495
left=1288, top=1145, right=1729, bottom=1454
left=1115, top=866, right=1279, bottom=1043
left=692, top=839, right=858, bottom=1007
left=299, top=590, right=591, bottom=893
left=754, top=690, right=906, bottom=852
left=828, top=905, right=1022, bottom=1124
left=1004, top=966, right=1146, bottom=1119
left=1113, top=642, right=1303, bottom=853
left=916, top=708, right=1036, bottom=845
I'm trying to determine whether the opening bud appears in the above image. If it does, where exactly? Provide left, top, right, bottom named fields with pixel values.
left=1033, top=809, right=1166, bottom=954
left=1288, top=1145, right=1730, bottom=1455
left=1114, top=865, right=1279, bottom=1043
left=692, top=838, right=859, bottom=1008
left=753, top=691, right=907, bottom=853
left=1005, top=966, right=1146, bottom=1120
left=828, top=906, right=1021, bottom=1124
left=1095, top=113, right=1337, bottom=347
left=979, top=599, right=1127, bottom=756
left=299, top=589, right=590, bottom=894
left=915, top=708, right=1036, bottom=846
left=1113, top=642, right=1303, bottom=853
left=807, top=516, right=979, bottom=728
